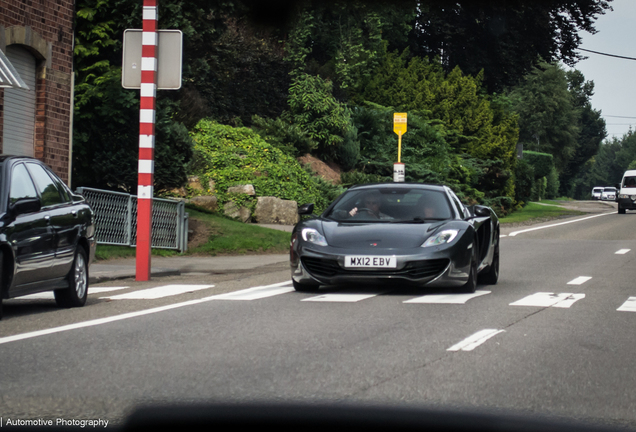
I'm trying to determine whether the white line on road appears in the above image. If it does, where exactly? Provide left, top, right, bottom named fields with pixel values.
left=404, top=290, right=491, bottom=304
left=510, top=292, right=585, bottom=308
left=0, top=281, right=294, bottom=346
left=302, top=293, right=378, bottom=302
left=206, top=281, right=293, bottom=300
left=100, top=284, right=214, bottom=300
left=11, top=286, right=131, bottom=300
left=616, top=249, right=631, bottom=255
left=508, top=212, right=614, bottom=237
left=447, top=329, right=505, bottom=351
left=567, top=276, right=592, bottom=285
left=617, top=297, right=636, bottom=312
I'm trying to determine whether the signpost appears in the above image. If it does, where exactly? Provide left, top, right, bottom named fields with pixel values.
left=393, top=113, right=407, bottom=182
left=120, top=0, right=182, bottom=281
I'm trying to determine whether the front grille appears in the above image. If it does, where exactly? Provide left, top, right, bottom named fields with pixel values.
left=301, top=257, right=450, bottom=279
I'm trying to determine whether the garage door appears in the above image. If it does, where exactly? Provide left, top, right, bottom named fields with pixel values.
left=2, top=45, right=36, bottom=156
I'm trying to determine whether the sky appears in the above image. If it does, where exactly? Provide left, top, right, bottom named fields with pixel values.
left=572, top=0, right=636, bottom=140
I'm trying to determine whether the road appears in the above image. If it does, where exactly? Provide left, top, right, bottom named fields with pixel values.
left=1, top=203, right=636, bottom=429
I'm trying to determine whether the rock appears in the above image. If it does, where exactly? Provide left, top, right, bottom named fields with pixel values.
left=208, top=180, right=216, bottom=193
left=297, top=154, right=341, bottom=184
left=224, top=201, right=251, bottom=223
left=168, top=187, right=187, bottom=197
left=189, top=195, right=218, bottom=212
left=253, top=196, right=299, bottom=225
left=227, top=184, right=256, bottom=196
left=188, top=176, right=204, bottom=191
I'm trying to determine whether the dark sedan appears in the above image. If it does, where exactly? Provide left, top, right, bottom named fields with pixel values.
left=0, top=155, right=96, bottom=319
left=290, top=183, right=499, bottom=293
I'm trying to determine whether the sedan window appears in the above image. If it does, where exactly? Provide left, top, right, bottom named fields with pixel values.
left=9, top=163, right=38, bottom=204
left=26, top=163, right=64, bottom=207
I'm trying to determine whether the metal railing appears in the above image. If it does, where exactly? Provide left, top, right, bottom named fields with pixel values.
left=75, top=187, right=188, bottom=252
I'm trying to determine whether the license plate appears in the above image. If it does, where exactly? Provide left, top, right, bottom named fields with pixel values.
left=344, top=256, right=397, bottom=268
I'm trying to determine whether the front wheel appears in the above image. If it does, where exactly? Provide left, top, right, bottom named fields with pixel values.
left=456, top=245, right=478, bottom=294
left=55, top=247, right=88, bottom=308
left=292, top=279, right=320, bottom=293
left=479, top=234, right=499, bottom=285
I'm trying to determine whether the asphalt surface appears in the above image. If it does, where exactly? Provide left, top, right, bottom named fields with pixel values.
left=3, top=199, right=634, bottom=430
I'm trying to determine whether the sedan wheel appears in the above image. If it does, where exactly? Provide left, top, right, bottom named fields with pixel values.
left=55, top=247, right=89, bottom=308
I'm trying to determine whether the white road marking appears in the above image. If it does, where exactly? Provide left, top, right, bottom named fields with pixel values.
left=567, top=276, right=592, bottom=285
left=0, top=281, right=294, bottom=346
left=12, top=292, right=55, bottom=300
left=616, top=249, right=631, bottom=255
left=100, top=284, right=214, bottom=300
left=14, top=286, right=130, bottom=300
left=500, top=234, right=507, bottom=238
left=0, top=297, right=216, bottom=346
left=618, top=297, right=636, bottom=312
left=206, top=281, right=293, bottom=300
left=508, top=212, right=614, bottom=237
left=510, top=292, right=585, bottom=308
left=404, top=290, right=491, bottom=304
left=90, top=286, right=130, bottom=294
left=302, top=293, right=378, bottom=302
left=447, top=329, right=505, bottom=351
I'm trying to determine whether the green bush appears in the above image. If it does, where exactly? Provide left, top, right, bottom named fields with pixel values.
left=190, top=120, right=341, bottom=213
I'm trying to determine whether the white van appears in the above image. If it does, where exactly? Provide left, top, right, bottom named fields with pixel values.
left=616, top=170, right=636, bottom=214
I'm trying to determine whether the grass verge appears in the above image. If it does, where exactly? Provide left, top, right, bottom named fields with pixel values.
left=499, top=202, right=585, bottom=225
left=95, top=208, right=291, bottom=261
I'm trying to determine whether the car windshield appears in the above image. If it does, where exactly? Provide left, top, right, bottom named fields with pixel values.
left=603, top=187, right=616, bottom=192
left=623, top=176, right=636, bottom=187
left=325, top=187, right=452, bottom=222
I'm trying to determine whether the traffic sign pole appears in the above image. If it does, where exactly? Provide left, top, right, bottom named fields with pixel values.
left=136, top=0, right=158, bottom=281
left=393, top=113, right=407, bottom=182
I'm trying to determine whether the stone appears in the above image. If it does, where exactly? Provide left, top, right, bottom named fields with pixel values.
left=224, top=201, right=251, bottom=223
left=227, top=184, right=256, bottom=196
left=253, top=196, right=299, bottom=225
left=189, top=195, right=218, bottom=212
left=188, top=176, right=204, bottom=191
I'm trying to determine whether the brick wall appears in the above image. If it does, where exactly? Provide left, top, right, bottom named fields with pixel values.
left=0, top=0, right=75, bottom=183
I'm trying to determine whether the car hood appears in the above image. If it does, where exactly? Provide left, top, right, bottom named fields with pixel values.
left=321, top=220, right=443, bottom=249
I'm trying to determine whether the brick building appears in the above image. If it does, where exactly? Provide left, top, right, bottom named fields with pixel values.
left=0, top=0, right=75, bottom=184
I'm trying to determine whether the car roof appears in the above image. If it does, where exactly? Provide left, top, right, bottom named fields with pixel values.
left=348, top=183, right=447, bottom=192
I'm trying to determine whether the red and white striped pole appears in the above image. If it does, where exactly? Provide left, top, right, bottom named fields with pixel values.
left=136, top=0, right=158, bottom=281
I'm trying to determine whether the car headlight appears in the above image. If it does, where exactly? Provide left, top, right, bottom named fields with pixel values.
left=422, top=229, right=459, bottom=247
left=301, top=228, right=328, bottom=246
left=619, top=194, right=628, bottom=199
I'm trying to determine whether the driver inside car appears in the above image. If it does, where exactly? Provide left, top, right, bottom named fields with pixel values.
left=348, top=192, right=393, bottom=219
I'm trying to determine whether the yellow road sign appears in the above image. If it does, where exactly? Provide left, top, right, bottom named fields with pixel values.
left=393, top=113, right=407, bottom=135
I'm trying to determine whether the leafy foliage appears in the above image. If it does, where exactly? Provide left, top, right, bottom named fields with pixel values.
left=411, top=0, right=613, bottom=92
left=190, top=120, right=341, bottom=213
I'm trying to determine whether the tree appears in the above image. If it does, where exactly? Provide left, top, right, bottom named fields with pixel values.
left=559, top=69, right=607, bottom=197
left=410, top=0, right=612, bottom=92
left=509, top=62, right=580, bottom=174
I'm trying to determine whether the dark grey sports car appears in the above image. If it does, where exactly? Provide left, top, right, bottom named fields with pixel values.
left=290, top=183, right=500, bottom=293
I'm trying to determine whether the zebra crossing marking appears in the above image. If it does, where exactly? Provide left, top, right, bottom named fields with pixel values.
left=509, top=292, right=585, bottom=308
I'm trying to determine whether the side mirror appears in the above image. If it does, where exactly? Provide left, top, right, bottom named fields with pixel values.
left=9, top=197, right=42, bottom=216
left=616, top=183, right=621, bottom=190
left=298, top=203, right=315, bottom=215
left=472, top=205, right=490, bottom=218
